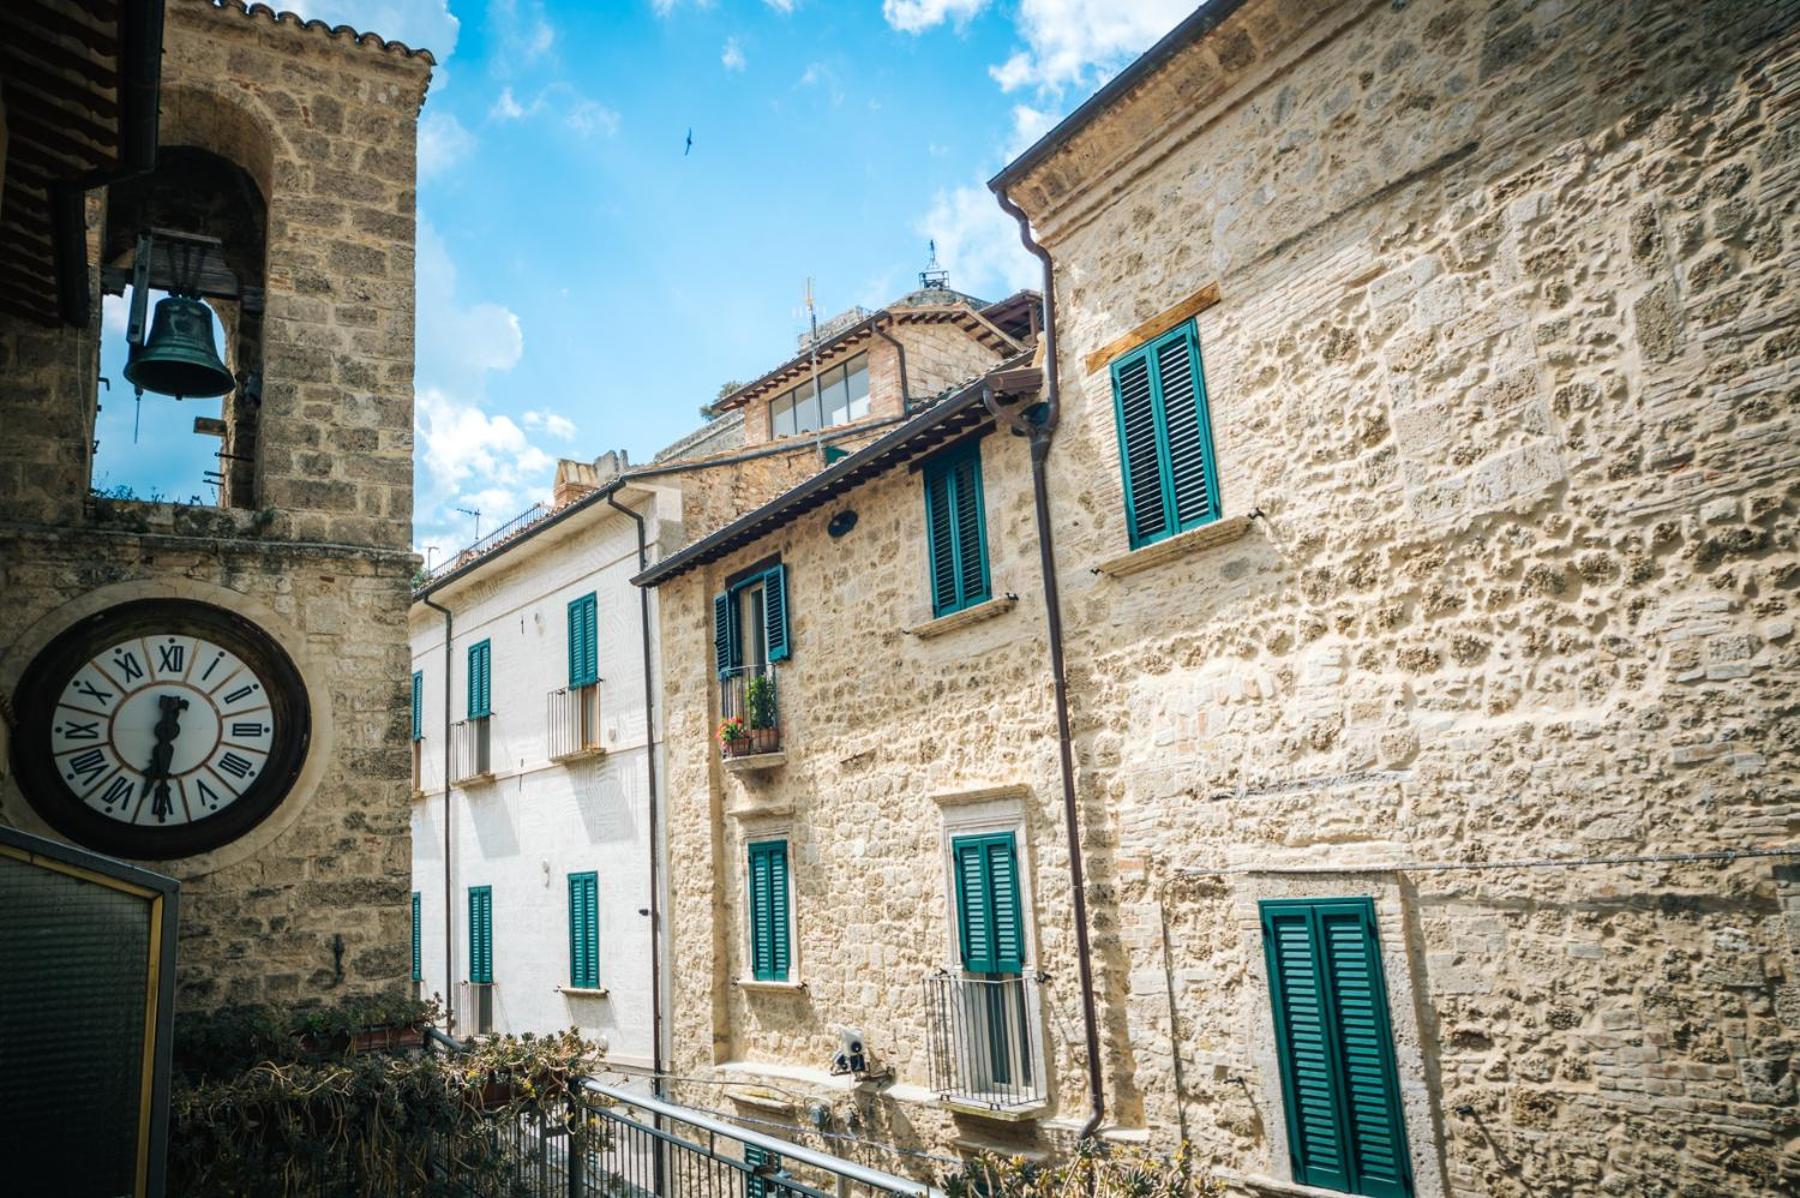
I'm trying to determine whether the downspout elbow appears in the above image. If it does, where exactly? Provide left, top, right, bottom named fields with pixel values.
left=869, top=311, right=912, bottom=416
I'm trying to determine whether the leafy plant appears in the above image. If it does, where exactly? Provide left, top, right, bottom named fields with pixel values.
left=717, top=715, right=748, bottom=744
left=168, top=997, right=608, bottom=1197
left=745, top=675, right=777, bottom=730
left=943, top=1141, right=1221, bottom=1198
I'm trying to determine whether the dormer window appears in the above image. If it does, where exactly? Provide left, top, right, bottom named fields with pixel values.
left=769, top=353, right=870, bottom=438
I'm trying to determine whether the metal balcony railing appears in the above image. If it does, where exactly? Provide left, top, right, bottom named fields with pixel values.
left=547, top=684, right=603, bottom=761
left=719, top=663, right=782, bottom=758
left=450, top=717, right=492, bottom=782
left=924, top=972, right=1046, bottom=1112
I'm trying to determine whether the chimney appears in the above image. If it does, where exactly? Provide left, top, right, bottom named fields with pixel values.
left=552, top=450, right=631, bottom=509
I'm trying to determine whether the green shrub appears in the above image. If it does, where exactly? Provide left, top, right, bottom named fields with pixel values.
left=944, top=1140, right=1222, bottom=1198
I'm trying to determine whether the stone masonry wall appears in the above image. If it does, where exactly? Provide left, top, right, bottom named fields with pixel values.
left=1006, top=0, right=1799, bottom=1194
left=654, top=0, right=1799, bottom=1192
left=0, top=1, right=430, bottom=1011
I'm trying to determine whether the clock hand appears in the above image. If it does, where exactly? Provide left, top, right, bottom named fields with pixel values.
left=142, top=694, right=190, bottom=822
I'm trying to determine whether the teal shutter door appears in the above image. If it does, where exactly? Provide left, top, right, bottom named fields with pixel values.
left=923, top=443, right=992, bottom=617
left=747, top=840, right=789, bottom=981
left=951, top=449, right=989, bottom=607
left=411, top=670, right=423, bottom=741
left=467, top=641, right=491, bottom=718
left=924, top=466, right=958, bottom=614
left=953, top=833, right=1024, bottom=973
left=762, top=565, right=790, bottom=662
left=714, top=592, right=735, bottom=679
left=568, top=872, right=599, bottom=988
left=568, top=594, right=598, bottom=688
left=1113, top=351, right=1168, bottom=546
left=411, top=891, right=422, bottom=981
left=1262, top=899, right=1411, bottom=1197
left=469, top=886, right=493, bottom=984
left=953, top=839, right=993, bottom=972
left=745, top=1145, right=784, bottom=1198
left=985, top=836, right=1024, bottom=972
left=1156, top=325, right=1220, bottom=529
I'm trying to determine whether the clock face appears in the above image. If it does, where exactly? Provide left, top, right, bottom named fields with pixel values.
left=12, top=599, right=311, bottom=860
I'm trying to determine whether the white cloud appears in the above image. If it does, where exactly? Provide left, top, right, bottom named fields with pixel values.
left=722, top=37, right=746, bottom=71
left=280, top=0, right=460, bottom=59
left=490, top=84, right=619, bottom=137
left=990, top=0, right=1193, bottom=93
left=764, top=0, right=796, bottom=12
left=652, top=0, right=718, bottom=15
left=523, top=410, right=578, bottom=440
left=1006, top=103, right=1056, bottom=157
left=916, top=184, right=1038, bottom=301
left=492, top=0, right=555, bottom=63
left=564, top=97, right=622, bottom=138
left=417, top=223, right=523, bottom=380
left=418, top=111, right=475, bottom=177
left=103, top=292, right=128, bottom=337
left=883, top=0, right=987, bottom=34
left=491, top=86, right=527, bottom=121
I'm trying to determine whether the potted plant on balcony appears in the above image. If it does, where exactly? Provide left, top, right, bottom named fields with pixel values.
left=717, top=715, right=750, bottom=758
left=745, top=675, right=778, bottom=753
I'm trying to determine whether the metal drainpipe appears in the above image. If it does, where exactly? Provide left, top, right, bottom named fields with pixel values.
left=869, top=311, right=913, bottom=416
left=605, top=489, right=666, bottom=1100
left=985, top=186, right=1107, bottom=1144
left=420, top=594, right=455, bottom=1032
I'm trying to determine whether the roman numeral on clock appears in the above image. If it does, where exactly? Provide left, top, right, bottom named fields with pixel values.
left=231, top=721, right=267, bottom=738
left=66, top=750, right=108, bottom=786
left=196, top=778, right=226, bottom=811
left=76, top=680, right=114, bottom=706
left=222, top=683, right=259, bottom=705
left=111, top=649, right=144, bottom=682
left=58, top=720, right=100, bottom=740
left=98, top=776, right=135, bottom=808
left=158, top=643, right=186, bottom=673
left=218, top=752, right=255, bottom=780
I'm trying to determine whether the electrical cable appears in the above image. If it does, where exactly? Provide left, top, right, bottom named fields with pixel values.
left=1176, top=844, right=1798, bottom=877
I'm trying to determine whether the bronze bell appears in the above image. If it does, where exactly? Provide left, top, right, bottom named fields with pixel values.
left=124, top=294, right=235, bottom=399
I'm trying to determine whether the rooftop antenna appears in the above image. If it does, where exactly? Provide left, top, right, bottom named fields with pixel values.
left=455, top=506, right=482, bottom=542
left=920, top=239, right=949, bottom=291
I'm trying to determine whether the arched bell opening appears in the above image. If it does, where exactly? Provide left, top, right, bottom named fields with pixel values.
left=99, top=144, right=268, bottom=510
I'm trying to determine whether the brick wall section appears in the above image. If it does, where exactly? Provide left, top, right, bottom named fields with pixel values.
left=656, top=0, right=1800, bottom=1191
left=0, top=2, right=430, bottom=1011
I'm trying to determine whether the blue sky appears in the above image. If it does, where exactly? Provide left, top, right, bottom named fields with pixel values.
left=93, top=1, right=1196, bottom=559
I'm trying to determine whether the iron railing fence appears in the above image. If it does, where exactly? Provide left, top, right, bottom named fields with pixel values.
left=422, top=502, right=551, bottom=585
left=547, top=685, right=603, bottom=761
left=420, top=1029, right=943, bottom=1198
left=452, top=717, right=493, bottom=782
left=923, top=972, right=1047, bottom=1112
left=719, top=663, right=782, bottom=758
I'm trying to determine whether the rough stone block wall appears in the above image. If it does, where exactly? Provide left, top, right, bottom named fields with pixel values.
left=656, top=0, right=1799, bottom=1191
left=0, top=1, right=430, bottom=1011
left=1011, top=0, right=1800, bottom=1193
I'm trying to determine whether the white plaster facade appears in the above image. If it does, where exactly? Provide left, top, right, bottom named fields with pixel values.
left=409, top=483, right=677, bottom=1071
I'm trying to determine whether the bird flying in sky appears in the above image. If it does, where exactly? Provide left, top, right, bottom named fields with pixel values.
left=684, top=128, right=693, bottom=156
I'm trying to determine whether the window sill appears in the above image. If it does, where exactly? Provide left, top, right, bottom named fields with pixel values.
left=452, top=771, right=496, bottom=787
left=1091, top=514, right=1253, bottom=578
left=409, top=788, right=425, bottom=803
left=734, top=978, right=807, bottom=994
left=937, top=1097, right=1049, bottom=1123
left=557, top=985, right=608, bottom=998
left=907, top=593, right=1017, bottom=639
left=1213, top=1169, right=1366, bottom=1198
left=550, top=745, right=607, bottom=764
left=723, top=750, right=787, bottom=774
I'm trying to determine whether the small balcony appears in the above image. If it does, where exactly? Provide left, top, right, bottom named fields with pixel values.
left=924, top=972, right=1046, bottom=1115
left=718, top=663, right=783, bottom=768
left=547, top=683, right=604, bottom=762
left=450, top=716, right=493, bottom=783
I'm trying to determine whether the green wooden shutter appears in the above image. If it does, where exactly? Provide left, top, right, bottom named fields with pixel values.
left=468, top=886, right=493, bottom=984
left=745, top=1145, right=785, bottom=1198
left=713, top=592, right=736, bottom=679
left=411, top=890, right=422, bottom=981
left=953, top=833, right=1023, bottom=973
left=1156, top=324, right=1220, bottom=530
left=951, top=449, right=989, bottom=608
left=747, top=840, right=789, bottom=982
left=762, top=565, right=790, bottom=662
left=411, top=671, right=423, bottom=742
left=467, top=641, right=491, bottom=718
left=1262, top=899, right=1411, bottom=1197
left=568, top=594, right=598, bottom=688
left=924, top=465, right=958, bottom=614
left=1113, top=349, right=1168, bottom=547
left=568, top=872, right=599, bottom=989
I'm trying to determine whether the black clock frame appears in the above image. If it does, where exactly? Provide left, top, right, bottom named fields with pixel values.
left=10, top=598, right=312, bottom=860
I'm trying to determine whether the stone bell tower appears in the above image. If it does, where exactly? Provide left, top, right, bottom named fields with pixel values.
left=0, top=0, right=434, bottom=1011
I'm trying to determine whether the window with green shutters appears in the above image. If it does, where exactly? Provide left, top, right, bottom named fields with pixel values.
left=952, top=832, right=1025, bottom=974
left=467, top=640, right=492, bottom=718
left=411, top=890, right=422, bottom=982
left=567, top=593, right=598, bottom=689
left=922, top=440, right=991, bottom=617
left=746, top=839, right=791, bottom=982
left=1110, top=320, right=1221, bottom=549
left=411, top=670, right=424, bottom=742
left=1261, top=898, right=1412, bottom=1197
left=468, top=885, right=493, bottom=984
left=744, top=1144, right=789, bottom=1198
left=714, top=564, right=790, bottom=678
left=568, top=871, right=600, bottom=989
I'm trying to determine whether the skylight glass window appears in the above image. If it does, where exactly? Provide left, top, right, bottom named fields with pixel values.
left=768, top=353, right=869, bottom=438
